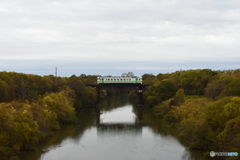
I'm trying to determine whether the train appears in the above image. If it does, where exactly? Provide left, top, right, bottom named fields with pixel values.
left=97, top=76, right=142, bottom=84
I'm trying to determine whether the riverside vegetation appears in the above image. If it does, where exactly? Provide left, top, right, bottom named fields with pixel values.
left=141, top=69, right=240, bottom=158
left=0, top=72, right=97, bottom=160
left=1, top=69, right=240, bottom=159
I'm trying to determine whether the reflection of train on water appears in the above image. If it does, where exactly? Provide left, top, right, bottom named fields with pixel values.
left=97, top=76, right=142, bottom=84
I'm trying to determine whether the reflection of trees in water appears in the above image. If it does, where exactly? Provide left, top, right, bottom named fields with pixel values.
left=132, top=107, right=143, bottom=123
left=18, top=109, right=97, bottom=160
left=142, top=108, right=205, bottom=160
left=96, top=104, right=145, bottom=135
left=181, top=149, right=206, bottom=160
left=100, top=93, right=130, bottom=111
left=19, top=95, right=205, bottom=160
left=97, top=123, right=143, bottom=135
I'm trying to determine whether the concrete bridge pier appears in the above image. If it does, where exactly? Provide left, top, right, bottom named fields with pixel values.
left=137, top=89, right=144, bottom=107
left=96, top=89, right=101, bottom=107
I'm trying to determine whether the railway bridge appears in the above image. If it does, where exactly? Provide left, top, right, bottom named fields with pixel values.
left=91, top=83, right=149, bottom=107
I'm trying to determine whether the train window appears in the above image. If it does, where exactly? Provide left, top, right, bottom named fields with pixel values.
left=114, top=79, right=116, bottom=81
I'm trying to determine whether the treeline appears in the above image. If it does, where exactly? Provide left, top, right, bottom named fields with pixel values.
left=0, top=72, right=97, bottom=108
left=0, top=72, right=97, bottom=159
left=143, top=69, right=240, bottom=157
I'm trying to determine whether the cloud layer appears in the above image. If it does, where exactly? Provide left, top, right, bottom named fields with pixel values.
left=1, top=0, right=239, bottom=76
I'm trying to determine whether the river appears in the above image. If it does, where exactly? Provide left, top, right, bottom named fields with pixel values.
left=17, top=96, right=206, bottom=160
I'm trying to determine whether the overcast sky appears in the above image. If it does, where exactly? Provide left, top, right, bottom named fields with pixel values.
left=0, top=0, right=239, bottom=76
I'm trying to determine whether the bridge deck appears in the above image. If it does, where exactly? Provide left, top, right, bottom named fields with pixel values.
left=91, top=83, right=149, bottom=91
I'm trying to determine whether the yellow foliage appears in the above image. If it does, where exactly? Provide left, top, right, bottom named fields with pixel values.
left=41, top=92, right=76, bottom=124
left=171, top=98, right=209, bottom=121
left=0, top=89, right=77, bottom=159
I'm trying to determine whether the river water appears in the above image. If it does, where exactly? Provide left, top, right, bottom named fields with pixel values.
left=18, top=97, right=206, bottom=160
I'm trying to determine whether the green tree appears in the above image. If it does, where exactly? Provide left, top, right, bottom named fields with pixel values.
left=205, top=79, right=229, bottom=99
left=179, top=69, right=217, bottom=95
left=156, top=79, right=178, bottom=103
left=41, top=92, right=76, bottom=124
left=0, top=102, right=39, bottom=159
left=172, top=89, right=186, bottom=105
left=0, top=80, right=10, bottom=102
left=168, top=98, right=210, bottom=149
left=222, top=78, right=240, bottom=97
left=217, top=116, right=240, bottom=152
left=142, top=73, right=155, bottom=85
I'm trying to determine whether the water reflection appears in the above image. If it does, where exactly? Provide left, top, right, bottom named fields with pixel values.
left=96, top=105, right=144, bottom=135
left=17, top=95, right=206, bottom=160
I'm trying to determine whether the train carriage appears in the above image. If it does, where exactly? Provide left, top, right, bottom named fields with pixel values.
left=97, top=76, right=142, bottom=84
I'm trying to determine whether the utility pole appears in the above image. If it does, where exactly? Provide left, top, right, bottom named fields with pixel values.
left=55, top=67, right=57, bottom=77
left=55, top=67, right=58, bottom=89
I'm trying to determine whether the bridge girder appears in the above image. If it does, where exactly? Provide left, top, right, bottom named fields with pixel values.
left=90, top=83, right=149, bottom=107
left=94, top=83, right=148, bottom=91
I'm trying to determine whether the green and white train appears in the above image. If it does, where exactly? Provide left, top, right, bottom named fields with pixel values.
left=97, top=76, right=142, bottom=84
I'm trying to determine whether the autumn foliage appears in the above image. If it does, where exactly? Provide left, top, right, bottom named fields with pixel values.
left=143, top=69, right=240, bottom=156
left=0, top=72, right=97, bottom=159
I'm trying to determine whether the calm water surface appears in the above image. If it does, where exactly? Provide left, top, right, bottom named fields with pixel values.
left=18, top=103, right=205, bottom=160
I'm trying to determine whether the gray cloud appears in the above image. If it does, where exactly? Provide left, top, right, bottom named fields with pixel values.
left=0, top=0, right=239, bottom=76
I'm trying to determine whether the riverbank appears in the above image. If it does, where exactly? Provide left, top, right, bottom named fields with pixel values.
left=142, top=69, right=240, bottom=159
left=17, top=101, right=206, bottom=160
left=0, top=72, right=98, bottom=160
left=0, top=90, right=77, bottom=160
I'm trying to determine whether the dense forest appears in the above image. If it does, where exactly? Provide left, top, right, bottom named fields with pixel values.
left=0, top=72, right=97, bottom=160
left=141, top=69, right=240, bottom=157
left=1, top=69, right=240, bottom=159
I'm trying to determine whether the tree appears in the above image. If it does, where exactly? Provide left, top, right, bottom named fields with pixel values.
left=122, top=72, right=134, bottom=77
left=168, top=98, right=210, bottom=149
left=173, top=89, right=186, bottom=106
left=217, top=116, right=240, bottom=152
left=83, top=75, right=97, bottom=85
left=142, top=74, right=155, bottom=85
left=41, top=92, right=76, bottom=124
left=178, top=69, right=217, bottom=95
left=0, top=80, right=10, bottom=102
left=205, top=80, right=228, bottom=99
left=222, top=78, right=240, bottom=97
left=121, top=72, right=127, bottom=77
left=156, top=79, right=178, bottom=103
left=0, top=102, right=39, bottom=159
left=142, top=73, right=155, bottom=80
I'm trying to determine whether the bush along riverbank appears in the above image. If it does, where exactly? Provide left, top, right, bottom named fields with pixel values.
left=143, top=69, right=240, bottom=159
left=0, top=72, right=97, bottom=160
left=0, top=89, right=77, bottom=160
